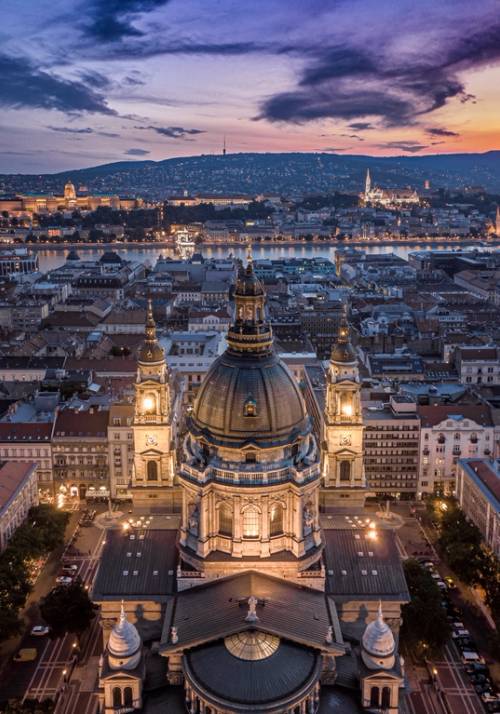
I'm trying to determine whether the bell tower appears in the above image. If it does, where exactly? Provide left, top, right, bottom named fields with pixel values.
left=322, top=308, right=366, bottom=508
left=132, top=299, right=177, bottom=506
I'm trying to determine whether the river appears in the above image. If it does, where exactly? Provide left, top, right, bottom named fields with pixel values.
left=35, top=241, right=498, bottom=273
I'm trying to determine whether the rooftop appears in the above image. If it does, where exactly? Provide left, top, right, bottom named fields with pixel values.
left=92, top=528, right=177, bottom=601
left=459, top=459, right=500, bottom=509
left=323, top=528, right=409, bottom=601
left=0, top=461, right=37, bottom=512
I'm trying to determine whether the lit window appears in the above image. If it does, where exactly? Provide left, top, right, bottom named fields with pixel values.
left=243, top=507, right=260, bottom=538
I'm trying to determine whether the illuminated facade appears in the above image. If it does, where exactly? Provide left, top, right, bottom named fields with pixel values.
left=0, top=180, right=142, bottom=216
left=132, top=300, right=177, bottom=506
left=178, top=254, right=324, bottom=586
left=363, top=169, right=420, bottom=207
left=322, top=310, right=366, bottom=508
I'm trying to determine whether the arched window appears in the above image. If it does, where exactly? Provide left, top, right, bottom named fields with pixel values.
left=339, top=460, right=351, bottom=482
left=370, top=686, right=379, bottom=707
left=270, top=503, right=284, bottom=536
left=243, top=506, right=260, bottom=538
left=219, top=504, right=233, bottom=537
left=124, top=687, right=133, bottom=706
left=382, top=687, right=391, bottom=708
left=113, top=687, right=122, bottom=708
left=147, top=460, right=158, bottom=481
left=340, top=393, right=353, bottom=417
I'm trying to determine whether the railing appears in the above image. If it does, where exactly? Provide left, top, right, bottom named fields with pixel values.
left=181, top=463, right=319, bottom=486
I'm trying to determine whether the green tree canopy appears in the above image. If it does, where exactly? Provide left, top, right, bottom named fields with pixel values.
left=40, top=581, right=98, bottom=641
left=400, top=559, right=450, bottom=658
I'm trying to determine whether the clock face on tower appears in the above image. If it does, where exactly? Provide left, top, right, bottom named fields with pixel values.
left=339, top=432, right=351, bottom=446
left=146, top=434, right=158, bottom=446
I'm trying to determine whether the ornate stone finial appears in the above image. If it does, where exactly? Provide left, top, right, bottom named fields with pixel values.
left=119, top=600, right=126, bottom=624
left=377, top=600, right=384, bottom=623
left=325, top=626, right=334, bottom=644
left=245, top=595, right=259, bottom=623
left=171, top=626, right=178, bottom=644
left=176, top=563, right=182, bottom=578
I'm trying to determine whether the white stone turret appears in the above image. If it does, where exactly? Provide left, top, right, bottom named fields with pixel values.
left=361, top=602, right=395, bottom=670
left=107, top=602, right=142, bottom=671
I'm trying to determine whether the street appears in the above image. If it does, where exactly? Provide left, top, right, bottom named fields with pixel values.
left=0, top=507, right=106, bottom=712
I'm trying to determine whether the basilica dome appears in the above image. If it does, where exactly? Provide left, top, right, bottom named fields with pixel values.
left=190, top=255, right=310, bottom=449
left=191, top=349, right=309, bottom=449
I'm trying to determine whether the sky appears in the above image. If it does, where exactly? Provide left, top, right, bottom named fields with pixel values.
left=0, top=0, right=499, bottom=173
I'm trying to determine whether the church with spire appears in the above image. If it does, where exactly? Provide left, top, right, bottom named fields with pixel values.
left=93, top=252, right=409, bottom=713
left=132, top=298, right=179, bottom=507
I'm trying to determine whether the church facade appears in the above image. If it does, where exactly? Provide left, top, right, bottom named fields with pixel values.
left=93, top=255, right=408, bottom=713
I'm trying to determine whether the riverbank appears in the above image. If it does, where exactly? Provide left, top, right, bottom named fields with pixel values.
left=22, top=236, right=500, bottom=252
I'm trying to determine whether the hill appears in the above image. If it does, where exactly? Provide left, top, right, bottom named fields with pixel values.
left=1, top=151, right=499, bottom=199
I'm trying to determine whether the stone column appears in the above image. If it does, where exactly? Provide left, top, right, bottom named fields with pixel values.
left=260, top=495, right=270, bottom=557
left=232, top=495, right=243, bottom=557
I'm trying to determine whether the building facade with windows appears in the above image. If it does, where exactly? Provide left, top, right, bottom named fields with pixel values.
left=52, top=408, right=110, bottom=501
left=456, top=458, right=500, bottom=557
left=0, top=462, right=38, bottom=551
left=418, top=405, right=494, bottom=496
left=0, top=423, right=53, bottom=498
left=363, top=396, right=420, bottom=499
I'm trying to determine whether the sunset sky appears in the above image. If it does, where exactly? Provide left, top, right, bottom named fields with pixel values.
left=1, top=0, right=499, bottom=173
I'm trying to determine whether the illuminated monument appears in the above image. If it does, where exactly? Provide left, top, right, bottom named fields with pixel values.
left=178, top=252, right=323, bottom=585
left=322, top=308, right=366, bottom=508
left=132, top=299, right=177, bottom=506
left=93, top=256, right=407, bottom=714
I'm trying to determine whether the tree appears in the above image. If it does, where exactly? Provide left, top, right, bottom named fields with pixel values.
left=0, top=607, right=23, bottom=640
left=400, top=559, right=450, bottom=658
left=40, top=581, right=98, bottom=641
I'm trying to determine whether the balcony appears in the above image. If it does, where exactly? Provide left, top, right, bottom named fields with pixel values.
left=181, top=462, right=319, bottom=487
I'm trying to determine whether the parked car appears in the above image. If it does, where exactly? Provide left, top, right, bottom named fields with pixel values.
left=466, top=662, right=488, bottom=675
left=452, top=629, right=471, bottom=639
left=61, top=564, right=78, bottom=575
left=462, top=651, right=484, bottom=664
left=55, top=576, right=73, bottom=585
left=14, top=648, right=37, bottom=662
left=30, top=625, right=49, bottom=636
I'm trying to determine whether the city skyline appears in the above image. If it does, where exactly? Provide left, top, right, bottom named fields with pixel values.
left=0, top=0, right=499, bottom=173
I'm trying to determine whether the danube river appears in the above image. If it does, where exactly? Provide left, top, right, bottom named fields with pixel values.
left=35, top=240, right=497, bottom=273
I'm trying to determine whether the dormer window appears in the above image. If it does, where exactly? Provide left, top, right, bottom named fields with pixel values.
left=243, top=395, right=258, bottom=417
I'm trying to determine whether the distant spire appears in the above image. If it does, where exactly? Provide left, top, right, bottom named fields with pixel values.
left=223, top=135, right=227, bottom=156
left=365, top=168, right=371, bottom=196
left=246, top=237, right=253, bottom=265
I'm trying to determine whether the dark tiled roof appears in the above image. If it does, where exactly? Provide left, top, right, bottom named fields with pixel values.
left=460, top=347, right=498, bottom=361
left=417, top=404, right=493, bottom=428
left=54, top=408, right=109, bottom=437
left=161, top=570, right=344, bottom=654
left=185, top=639, right=320, bottom=706
left=324, top=529, right=409, bottom=601
left=92, top=528, right=177, bottom=601
left=0, top=356, right=65, bottom=370
left=0, top=461, right=37, bottom=511
left=462, top=459, right=500, bottom=505
left=0, top=422, right=53, bottom=442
